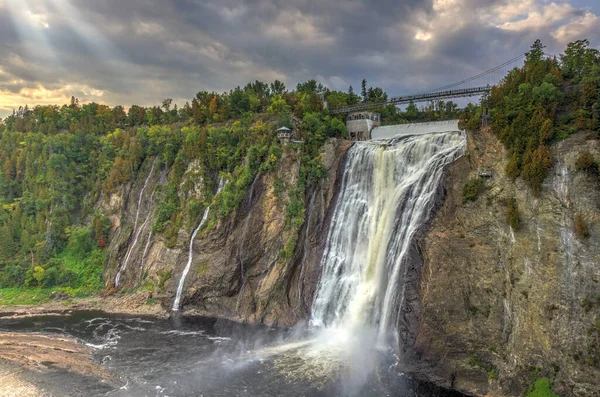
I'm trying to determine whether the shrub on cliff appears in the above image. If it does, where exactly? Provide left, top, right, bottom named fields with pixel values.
left=462, top=178, right=485, bottom=203
left=521, top=145, right=553, bottom=196
left=575, top=150, right=597, bottom=174
left=506, top=198, right=521, bottom=230
left=526, top=378, right=559, bottom=397
left=574, top=211, right=590, bottom=239
left=458, top=103, right=482, bottom=131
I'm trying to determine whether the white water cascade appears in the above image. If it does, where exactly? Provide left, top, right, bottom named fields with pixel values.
left=172, top=178, right=226, bottom=311
left=310, top=130, right=465, bottom=347
left=115, top=159, right=156, bottom=287
left=235, top=174, right=260, bottom=314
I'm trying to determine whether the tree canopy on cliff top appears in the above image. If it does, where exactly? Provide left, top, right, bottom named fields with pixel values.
left=489, top=39, right=600, bottom=195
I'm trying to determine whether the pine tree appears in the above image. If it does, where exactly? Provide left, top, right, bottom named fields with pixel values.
left=361, top=79, right=367, bottom=101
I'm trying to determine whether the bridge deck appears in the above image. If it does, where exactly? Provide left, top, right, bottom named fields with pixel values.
left=331, top=86, right=490, bottom=114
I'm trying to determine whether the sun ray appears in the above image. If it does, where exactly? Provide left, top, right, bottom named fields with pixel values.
left=4, top=0, right=58, bottom=64
left=47, top=0, right=126, bottom=68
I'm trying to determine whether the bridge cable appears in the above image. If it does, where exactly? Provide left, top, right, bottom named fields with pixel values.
left=415, top=53, right=526, bottom=95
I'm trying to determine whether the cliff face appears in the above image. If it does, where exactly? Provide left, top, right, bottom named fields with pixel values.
left=99, top=138, right=351, bottom=327
left=96, top=125, right=600, bottom=396
left=412, top=128, right=600, bottom=397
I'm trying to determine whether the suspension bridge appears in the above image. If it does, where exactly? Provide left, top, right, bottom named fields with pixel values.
left=330, top=53, right=528, bottom=114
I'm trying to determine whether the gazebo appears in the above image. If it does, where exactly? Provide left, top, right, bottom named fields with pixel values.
left=277, top=126, right=293, bottom=143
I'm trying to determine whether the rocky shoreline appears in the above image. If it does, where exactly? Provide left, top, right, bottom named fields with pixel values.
left=0, top=292, right=167, bottom=397
left=0, top=331, right=113, bottom=397
left=0, top=290, right=168, bottom=319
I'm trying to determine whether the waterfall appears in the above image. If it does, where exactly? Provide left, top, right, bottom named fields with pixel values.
left=235, top=174, right=260, bottom=314
left=115, top=159, right=156, bottom=287
left=139, top=230, right=153, bottom=271
left=172, top=178, right=226, bottom=311
left=310, top=131, right=465, bottom=346
left=296, top=190, right=316, bottom=312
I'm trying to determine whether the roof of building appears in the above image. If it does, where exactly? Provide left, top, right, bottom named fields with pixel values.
left=277, top=126, right=292, bottom=131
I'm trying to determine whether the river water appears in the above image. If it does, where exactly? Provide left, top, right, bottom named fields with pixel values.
left=0, top=311, right=464, bottom=397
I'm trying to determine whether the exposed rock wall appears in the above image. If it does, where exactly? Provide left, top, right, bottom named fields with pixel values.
left=411, top=128, right=600, bottom=397
left=99, top=138, right=351, bottom=327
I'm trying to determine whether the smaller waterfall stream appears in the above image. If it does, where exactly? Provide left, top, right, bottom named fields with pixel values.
left=235, top=174, right=260, bottom=314
left=296, top=190, right=316, bottom=312
left=115, top=159, right=156, bottom=287
left=139, top=230, right=153, bottom=271
left=172, top=178, right=226, bottom=311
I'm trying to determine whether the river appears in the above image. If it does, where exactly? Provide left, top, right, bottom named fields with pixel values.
left=0, top=311, right=465, bottom=397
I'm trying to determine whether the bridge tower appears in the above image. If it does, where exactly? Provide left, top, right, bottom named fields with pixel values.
left=346, top=111, right=380, bottom=140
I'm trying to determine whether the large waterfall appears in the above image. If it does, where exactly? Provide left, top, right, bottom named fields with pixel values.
left=310, top=130, right=465, bottom=347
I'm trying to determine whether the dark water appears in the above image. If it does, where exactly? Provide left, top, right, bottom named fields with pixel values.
left=0, top=311, right=464, bottom=397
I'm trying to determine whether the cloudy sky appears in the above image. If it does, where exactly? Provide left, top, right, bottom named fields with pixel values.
left=0, top=0, right=599, bottom=118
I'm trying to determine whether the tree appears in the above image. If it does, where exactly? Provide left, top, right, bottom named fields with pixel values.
left=561, top=39, right=598, bottom=80
left=361, top=79, right=367, bottom=101
left=229, top=88, right=250, bottom=117
left=525, top=39, right=545, bottom=65
left=521, top=145, right=552, bottom=196
left=267, top=95, right=291, bottom=116
left=270, top=80, right=286, bottom=95
left=593, top=94, right=600, bottom=132
left=162, top=98, right=173, bottom=112
left=128, top=105, right=147, bottom=126
left=367, top=87, right=387, bottom=103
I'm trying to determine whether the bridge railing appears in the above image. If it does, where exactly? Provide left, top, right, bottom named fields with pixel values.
left=331, top=86, right=491, bottom=114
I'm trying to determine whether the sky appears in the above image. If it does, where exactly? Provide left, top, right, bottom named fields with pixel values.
left=0, top=0, right=599, bottom=118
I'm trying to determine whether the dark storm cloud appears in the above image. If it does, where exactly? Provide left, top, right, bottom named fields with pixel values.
left=0, top=0, right=599, bottom=117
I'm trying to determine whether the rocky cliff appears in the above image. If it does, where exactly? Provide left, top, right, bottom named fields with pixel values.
left=410, top=128, right=600, bottom=396
left=100, top=138, right=351, bottom=327
left=96, top=124, right=600, bottom=396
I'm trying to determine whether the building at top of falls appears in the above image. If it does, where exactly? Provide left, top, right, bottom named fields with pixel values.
left=346, top=111, right=380, bottom=140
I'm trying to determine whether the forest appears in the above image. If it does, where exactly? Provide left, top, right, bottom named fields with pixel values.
left=460, top=39, right=600, bottom=195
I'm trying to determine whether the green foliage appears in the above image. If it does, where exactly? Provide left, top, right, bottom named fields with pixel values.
left=506, top=198, right=521, bottom=231
left=158, top=270, right=172, bottom=290
left=458, top=103, right=482, bottom=131
left=490, top=39, right=600, bottom=195
left=526, top=378, right=559, bottom=397
left=273, top=178, right=283, bottom=201
left=462, top=178, right=485, bottom=203
left=279, top=234, right=298, bottom=260
left=153, top=182, right=181, bottom=234
left=521, top=145, right=552, bottom=196
left=0, top=288, right=53, bottom=305
left=0, top=264, right=26, bottom=288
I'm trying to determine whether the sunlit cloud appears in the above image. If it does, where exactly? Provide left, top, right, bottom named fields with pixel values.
left=0, top=82, right=105, bottom=114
